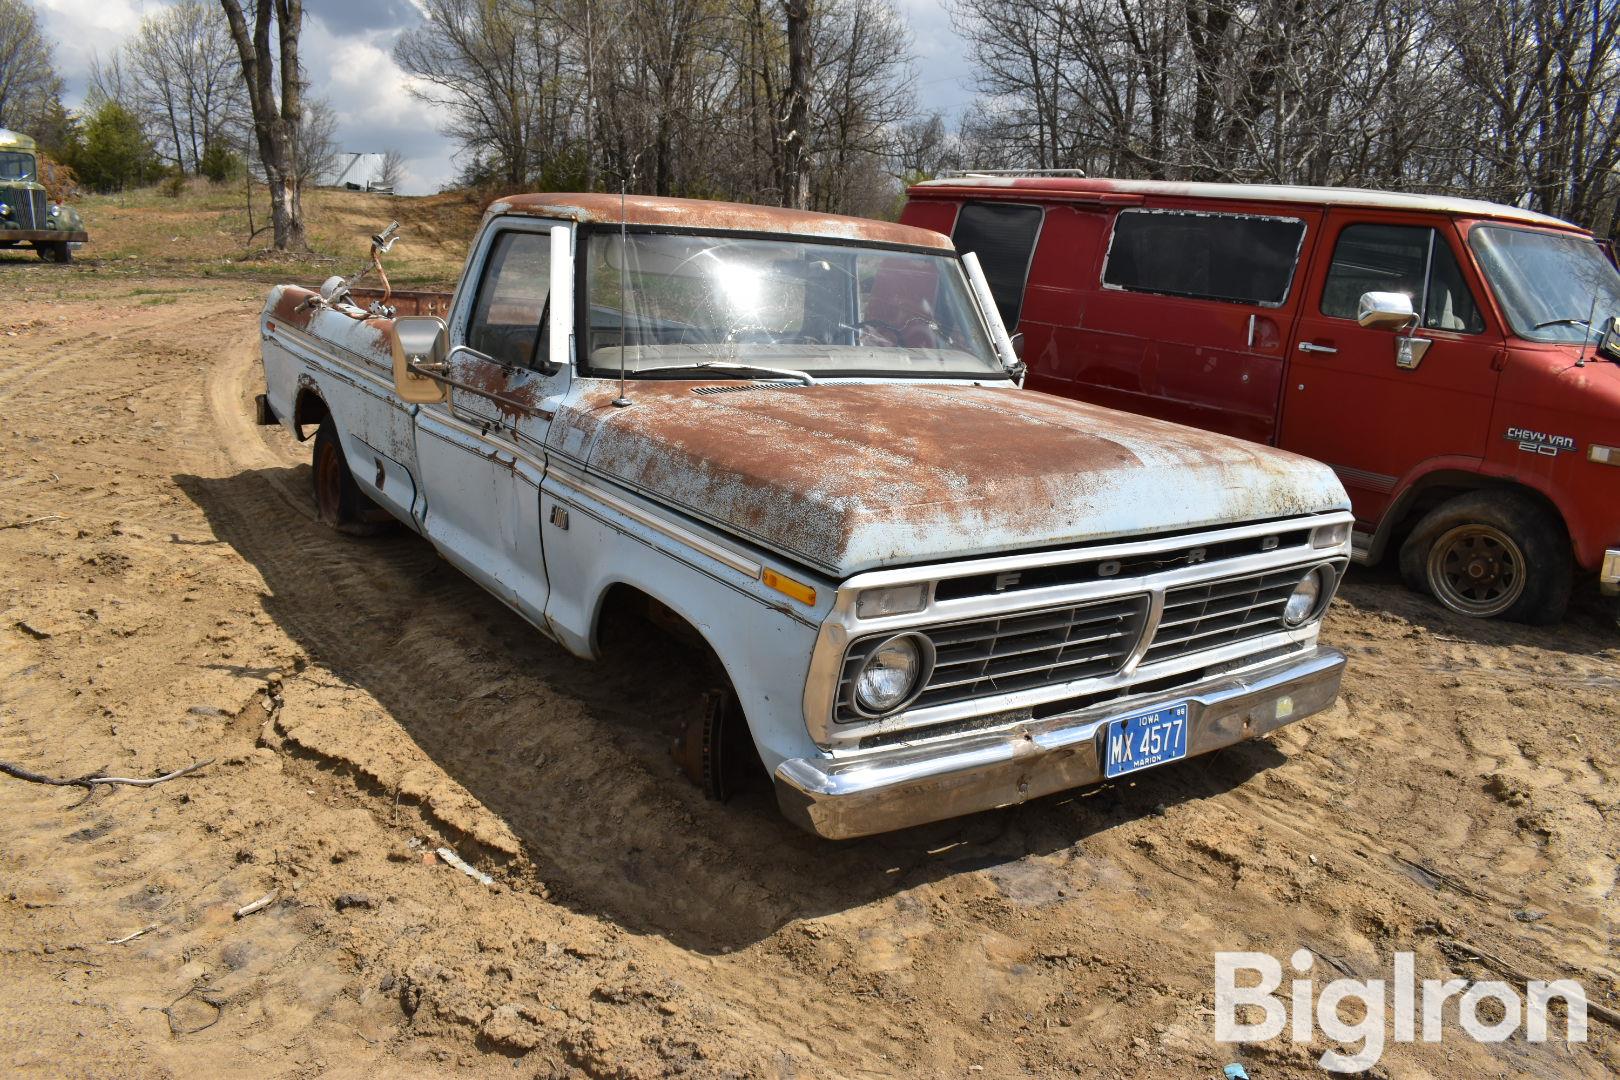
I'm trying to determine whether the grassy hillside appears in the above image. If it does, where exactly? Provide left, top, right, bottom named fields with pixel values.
left=67, top=179, right=486, bottom=288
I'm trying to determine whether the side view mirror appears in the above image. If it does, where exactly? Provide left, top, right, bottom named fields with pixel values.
left=1356, top=291, right=1418, bottom=331
left=1009, top=331, right=1025, bottom=360
left=390, top=315, right=449, bottom=404
left=1600, top=315, right=1620, bottom=362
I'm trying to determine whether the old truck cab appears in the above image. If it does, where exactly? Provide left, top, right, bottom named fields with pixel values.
left=255, top=194, right=1354, bottom=837
left=0, top=127, right=87, bottom=262
left=902, top=177, right=1620, bottom=624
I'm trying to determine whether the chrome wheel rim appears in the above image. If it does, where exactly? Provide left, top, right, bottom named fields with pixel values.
left=1427, top=524, right=1525, bottom=617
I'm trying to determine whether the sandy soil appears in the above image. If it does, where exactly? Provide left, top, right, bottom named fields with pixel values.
left=0, top=263, right=1615, bottom=1079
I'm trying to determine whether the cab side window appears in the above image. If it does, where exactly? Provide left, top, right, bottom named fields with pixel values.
left=1321, top=224, right=1484, bottom=334
left=468, top=231, right=551, bottom=368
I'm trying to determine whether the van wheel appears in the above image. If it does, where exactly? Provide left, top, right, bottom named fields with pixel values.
left=312, top=420, right=389, bottom=534
left=1398, top=492, right=1570, bottom=623
left=37, top=242, right=70, bottom=263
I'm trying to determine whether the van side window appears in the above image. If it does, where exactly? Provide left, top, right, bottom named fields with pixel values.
left=468, top=231, right=551, bottom=369
left=951, top=202, right=1042, bottom=327
left=1321, top=224, right=1484, bottom=333
left=1102, top=209, right=1305, bottom=306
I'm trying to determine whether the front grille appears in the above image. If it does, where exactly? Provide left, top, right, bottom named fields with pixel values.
left=1140, top=566, right=1308, bottom=666
left=0, top=186, right=49, bottom=230
left=836, top=594, right=1149, bottom=721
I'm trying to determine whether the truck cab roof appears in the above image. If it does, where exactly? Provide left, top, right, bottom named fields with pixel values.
left=489, top=192, right=956, bottom=251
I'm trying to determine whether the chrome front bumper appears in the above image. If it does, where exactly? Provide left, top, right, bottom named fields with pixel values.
left=774, top=647, right=1346, bottom=839
left=1602, top=548, right=1620, bottom=596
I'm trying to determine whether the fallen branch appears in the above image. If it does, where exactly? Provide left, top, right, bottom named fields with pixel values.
left=0, top=514, right=62, bottom=530
left=233, top=889, right=278, bottom=920
left=106, top=924, right=158, bottom=945
left=1443, top=938, right=1620, bottom=1031
left=0, top=758, right=214, bottom=803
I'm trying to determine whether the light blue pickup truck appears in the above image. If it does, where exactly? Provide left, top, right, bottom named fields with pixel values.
left=256, top=194, right=1353, bottom=837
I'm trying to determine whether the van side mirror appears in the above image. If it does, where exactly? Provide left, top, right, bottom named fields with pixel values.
left=1356, top=291, right=1418, bottom=331
left=390, top=315, right=449, bottom=403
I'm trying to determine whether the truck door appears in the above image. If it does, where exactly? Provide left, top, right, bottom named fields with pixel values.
left=1279, top=214, right=1504, bottom=525
left=413, top=222, right=572, bottom=628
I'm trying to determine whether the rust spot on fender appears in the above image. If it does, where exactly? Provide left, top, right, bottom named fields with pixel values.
left=270, top=285, right=319, bottom=332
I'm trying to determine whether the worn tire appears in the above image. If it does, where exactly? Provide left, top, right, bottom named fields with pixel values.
left=311, top=419, right=389, bottom=535
left=36, top=242, right=70, bottom=263
left=1398, top=491, right=1571, bottom=624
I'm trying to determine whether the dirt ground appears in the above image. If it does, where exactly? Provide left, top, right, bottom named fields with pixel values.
left=0, top=262, right=1615, bottom=1079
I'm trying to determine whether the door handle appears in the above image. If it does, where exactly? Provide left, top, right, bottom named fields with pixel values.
left=1298, top=342, right=1338, bottom=354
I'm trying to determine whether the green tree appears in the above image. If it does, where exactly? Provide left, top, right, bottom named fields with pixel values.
left=73, top=101, right=159, bottom=192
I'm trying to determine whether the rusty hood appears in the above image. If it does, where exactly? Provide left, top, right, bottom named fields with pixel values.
left=550, top=381, right=1349, bottom=578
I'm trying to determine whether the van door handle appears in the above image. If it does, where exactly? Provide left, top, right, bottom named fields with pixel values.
left=1297, top=342, right=1338, bottom=354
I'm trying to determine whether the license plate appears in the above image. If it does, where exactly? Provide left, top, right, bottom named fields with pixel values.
left=1103, top=702, right=1189, bottom=779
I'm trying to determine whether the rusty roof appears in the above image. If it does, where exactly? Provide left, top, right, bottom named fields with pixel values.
left=489, top=193, right=954, bottom=250
left=911, top=175, right=1581, bottom=232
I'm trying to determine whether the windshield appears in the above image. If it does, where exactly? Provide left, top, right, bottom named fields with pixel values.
left=0, top=151, right=37, bottom=183
left=583, top=232, right=1005, bottom=379
left=1469, top=225, right=1620, bottom=344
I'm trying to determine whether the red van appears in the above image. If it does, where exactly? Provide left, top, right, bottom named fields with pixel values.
left=901, top=177, right=1620, bottom=624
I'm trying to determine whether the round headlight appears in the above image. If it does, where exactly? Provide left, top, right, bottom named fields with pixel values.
left=1283, top=567, right=1326, bottom=626
left=49, top=204, right=60, bottom=218
left=0, top=203, right=10, bottom=217
left=853, top=634, right=930, bottom=714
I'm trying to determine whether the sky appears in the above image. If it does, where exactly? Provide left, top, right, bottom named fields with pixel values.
left=33, top=0, right=977, bottom=196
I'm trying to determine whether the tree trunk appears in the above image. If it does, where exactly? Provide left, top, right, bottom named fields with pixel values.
left=781, top=0, right=810, bottom=209
left=219, top=0, right=305, bottom=251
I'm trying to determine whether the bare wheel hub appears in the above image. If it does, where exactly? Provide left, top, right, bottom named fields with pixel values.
left=1428, top=525, right=1525, bottom=617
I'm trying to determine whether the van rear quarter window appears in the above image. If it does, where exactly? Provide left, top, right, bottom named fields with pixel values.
left=1102, top=209, right=1305, bottom=306
left=951, top=202, right=1043, bottom=326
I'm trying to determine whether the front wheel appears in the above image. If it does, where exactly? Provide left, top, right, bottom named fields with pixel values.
left=1398, top=491, right=1571, bottom=624
left=37, top=242, right=71, bottom=263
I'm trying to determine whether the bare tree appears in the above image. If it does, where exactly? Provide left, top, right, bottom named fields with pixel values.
left=124, top=1, right=249, bottom=173
left=293, top=97, right=339, bottom=187
left=0, top=0, right=63, bottom=132
left=219, top=0, right=306, bottom=250
left=377, top=148, right=406, bottom=191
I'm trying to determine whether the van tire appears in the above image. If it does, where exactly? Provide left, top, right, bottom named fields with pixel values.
left=37, top=242, right=70, bottom=263
left=1398, top=491, right=1570, bottom=624
left=312, top=419, right=389, bottom=535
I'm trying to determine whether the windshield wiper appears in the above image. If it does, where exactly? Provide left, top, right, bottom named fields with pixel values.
left=631, top=361, right=816, bottom=386
left=1532, top=317, right=1599, bottom=333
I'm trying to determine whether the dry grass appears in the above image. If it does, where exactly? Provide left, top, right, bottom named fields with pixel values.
left=67, top=178, right=486, bottom=288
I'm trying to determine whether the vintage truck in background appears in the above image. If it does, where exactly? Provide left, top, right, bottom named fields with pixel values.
left=254, top=193, right=1355, bottom=838
left=0, top=127, right=88, bottom=263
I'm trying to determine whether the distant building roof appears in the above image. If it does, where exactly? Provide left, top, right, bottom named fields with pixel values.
left=911, top=175, right=1580, bottom=232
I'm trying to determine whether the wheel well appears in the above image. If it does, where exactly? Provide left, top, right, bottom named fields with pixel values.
left=1384, top=473, right=1570, bottom=556
left=593, top=583, right=719, bottom=667
left=292, top=387, right=330, bottom=441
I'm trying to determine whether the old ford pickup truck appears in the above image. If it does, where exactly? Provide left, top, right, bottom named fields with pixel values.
left=255, top=194, right=1354, bottom=838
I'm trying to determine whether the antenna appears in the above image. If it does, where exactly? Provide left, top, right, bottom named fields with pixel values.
left=1575, top=293, right=1598, bottom=367
left=613, top=178, right=632, bottom=407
